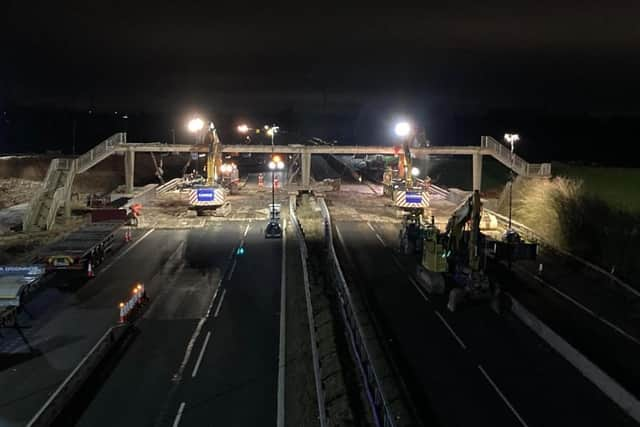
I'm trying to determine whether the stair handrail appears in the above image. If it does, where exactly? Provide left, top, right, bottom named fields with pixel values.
left=76, top=132, right=126, bottom=173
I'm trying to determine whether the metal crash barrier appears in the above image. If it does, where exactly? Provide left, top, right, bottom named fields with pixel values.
left=27, top=324, right=130, bottom=427
left=317, top=197, right=398, bottom=427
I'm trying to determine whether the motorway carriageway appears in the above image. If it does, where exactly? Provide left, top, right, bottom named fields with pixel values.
left=0, top=227, right=155, bottom=427
left=334, top=220, right=637, bottom=427
left=76, top=221, right=282, bottom=427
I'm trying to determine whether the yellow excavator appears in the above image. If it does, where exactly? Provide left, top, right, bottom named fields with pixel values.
left=189, top=122, right=228, bottom=216
left=394, top=134, right=431, bottom=254
left=416, top=190, right=537, bottom=311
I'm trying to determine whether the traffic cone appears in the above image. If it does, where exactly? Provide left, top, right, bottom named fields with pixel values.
left=87, top=261, right=95, bottom=278
left=274, top=176, right=279, bottom=190
left=118, top=302, right=125, bottom=323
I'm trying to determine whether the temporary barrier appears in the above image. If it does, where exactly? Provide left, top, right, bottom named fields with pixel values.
left=118, top=283, right=148, bottom=323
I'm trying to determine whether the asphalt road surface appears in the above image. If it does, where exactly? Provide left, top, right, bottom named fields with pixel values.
left=76, top=220, right=282, bottom=427
left=334, top=220, right=636, bottom=427
left=0, top=227, right=164, bottom=427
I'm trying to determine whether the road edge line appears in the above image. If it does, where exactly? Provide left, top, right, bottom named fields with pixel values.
left=509, top=293, right=640, bottom=423
left=277, top=219, right=287, bottom=427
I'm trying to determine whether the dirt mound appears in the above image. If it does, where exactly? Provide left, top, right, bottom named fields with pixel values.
left=0, top=178, right=42, bottom=209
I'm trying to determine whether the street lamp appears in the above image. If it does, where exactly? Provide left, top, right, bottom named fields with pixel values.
left=394, top=121, right=412, bottom=137
left=503, top=133, right=520, bottom=231
left=265, top=126, right=281, bottom=219
left=187, top=118, right=204, bottom=133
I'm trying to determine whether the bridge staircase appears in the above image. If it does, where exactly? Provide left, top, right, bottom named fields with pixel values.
left=22, top=133, right=126, bottom=231
left=481, top=136, right=551, bottom=176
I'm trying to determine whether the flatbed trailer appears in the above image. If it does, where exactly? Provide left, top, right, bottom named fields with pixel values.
left=34, top=221, right=122, bottom=273
left=0, top=266, right=45, bottom=327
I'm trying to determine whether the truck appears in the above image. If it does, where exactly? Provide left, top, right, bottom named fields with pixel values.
left=0, top=265, right=46, bottom=327
left=34, top=221, right=122, bottom=275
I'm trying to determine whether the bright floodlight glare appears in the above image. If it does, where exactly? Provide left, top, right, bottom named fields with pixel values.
left=237, top=124, right=249, bottom=133
left=187, top=118, right=204, bottom=133
left=504, top=133, right=520, bottom=143
left=272, top=155, right=281, bottom=163
left=395, top=122, right=411, bottom=137
left=276, top=161, right=285, bottom=170
left=268, top=161, right=276, bottom=170
left=411, top=167, right=420, bottom=177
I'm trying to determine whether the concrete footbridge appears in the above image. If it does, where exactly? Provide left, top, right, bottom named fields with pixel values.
left=22, top=132, right=550, bottom=231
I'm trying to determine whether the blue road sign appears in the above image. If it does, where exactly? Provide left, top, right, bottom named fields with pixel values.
left=405, top=192, right=423, bottom=204
left=197, top=188, right=215, bottom=202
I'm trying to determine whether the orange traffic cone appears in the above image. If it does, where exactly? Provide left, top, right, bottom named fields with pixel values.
left=87, top=261, right=95, bottom=278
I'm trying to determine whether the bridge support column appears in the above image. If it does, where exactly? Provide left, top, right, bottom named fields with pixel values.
left=472, top=151, right=482, bottom=192
left=125, top=150, right=135, bottom=194
left=301, top=151, right=311, bottom=188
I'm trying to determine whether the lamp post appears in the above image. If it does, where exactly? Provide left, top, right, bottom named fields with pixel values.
left=266, top=125, right=280, bottom=219
left=504, top=133, right=520, bottom=230
left=239, top=124, right=282, bottom=219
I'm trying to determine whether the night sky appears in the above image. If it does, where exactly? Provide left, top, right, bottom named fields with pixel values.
left=2, top=2, right=640, bottom=163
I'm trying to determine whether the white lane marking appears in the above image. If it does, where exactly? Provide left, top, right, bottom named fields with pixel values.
left=478, top=364, right=530, bottom=427
left=277, top=219, right=287, bottom=427
left=528, top=272, right=640, bottom=346
left=434, top=310, right=467, bottom=350
left=391, top=255, right=403, bottom=270
left=191, top=331, right=212, bottom=378
left=408, top=276, right=430, bottom=302
left=214, top=289, right=227, bottom=318
left=172, top=402, right=186, bottom=427
left=367, top=222, right=387, bottom=247
left=98, top=228, right=155, bottom=275
left=243, top=223, right=251, bottom=238
left=172, top=280, right=222, bottom=383
left=227, top=259, right=237, bottom=281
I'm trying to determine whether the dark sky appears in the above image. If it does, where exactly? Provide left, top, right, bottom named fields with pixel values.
left=3, top=2, right=640, bottom=114
left=2, top=2, right=640, bottom=163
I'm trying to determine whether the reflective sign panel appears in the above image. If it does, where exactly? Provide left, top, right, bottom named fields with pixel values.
left=405, top=192, right=423, bottom=204
left=197, top=188, right=215, bottom=202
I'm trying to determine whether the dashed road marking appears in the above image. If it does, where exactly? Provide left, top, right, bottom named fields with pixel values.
left=227, top=260, right=237, bottom=281
left=172, top=402, right=186, bottom=427
left=191, top=331, right=211, bottom=378
left=434, top=310, right=467, bottom=350
left=478, top=364, right=530, bottom=427
left=214, top=289, right=227, bottom=318
left=526, top=268, right=640, bottom=346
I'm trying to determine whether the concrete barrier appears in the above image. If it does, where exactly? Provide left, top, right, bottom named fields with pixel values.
left=509, top=294, right=640, bottom=423
left=27, top=324, right=130, bottom=427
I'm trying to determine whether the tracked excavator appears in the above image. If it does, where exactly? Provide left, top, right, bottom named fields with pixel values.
left=416, top=190, right=537, bottom=311
left=392, top=132, right=431, bottom=254
left=188, top=122, right=230, bottom=216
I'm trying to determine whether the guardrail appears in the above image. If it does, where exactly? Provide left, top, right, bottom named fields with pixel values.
left=27, top=324, right=130, bottom=427
left=157, top=178, right=184, bottom=194
left=484, top=208, right=640, bottom=298
left=288, top=196, right=327, bottom=427
left=317, top=197, right=397, bottom=427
